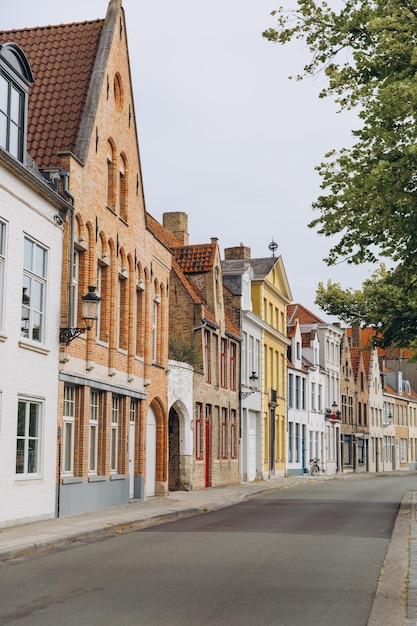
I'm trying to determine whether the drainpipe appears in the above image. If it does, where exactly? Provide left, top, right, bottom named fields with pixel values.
left=191, top=319, right=207, bottom=350
left=60, top=170, right=75, bottom=331
left=56, top=170, right=74, bottom=518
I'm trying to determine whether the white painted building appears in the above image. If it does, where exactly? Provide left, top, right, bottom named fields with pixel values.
left=222, top=257, right=263, bottom=483
left=0, top=41, right=68, bottom=527
left=167, top=359, right=194, bottom=490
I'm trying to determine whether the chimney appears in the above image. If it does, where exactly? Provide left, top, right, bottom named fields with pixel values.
left=224, top=243, right=251, bottom=260
left=163, top=212, right=189, bottom=246
left=351, top=322, right=360, bottom=347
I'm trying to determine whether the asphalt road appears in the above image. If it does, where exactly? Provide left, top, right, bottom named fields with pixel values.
left=0, top=475, right=414, bottom=626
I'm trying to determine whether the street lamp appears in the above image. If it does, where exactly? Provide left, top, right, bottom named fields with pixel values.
left=60, top=285, right=101, bottom=344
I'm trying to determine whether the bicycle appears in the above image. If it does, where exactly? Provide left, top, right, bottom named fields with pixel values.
left=309, top=458, right=320, bottom=476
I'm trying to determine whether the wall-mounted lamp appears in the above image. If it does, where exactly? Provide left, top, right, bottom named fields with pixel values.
left=60, top=286, right=101, bottom=344
left=382, top=412, right=393, bottom=428
left=239, top=372, right=259, bottom=400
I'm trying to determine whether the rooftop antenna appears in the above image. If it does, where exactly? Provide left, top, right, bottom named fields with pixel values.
left=268, top=239, right=278, bottom=258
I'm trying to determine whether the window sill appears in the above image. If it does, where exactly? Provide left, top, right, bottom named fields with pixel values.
left=61, top=476, right=83, bottom=485
left=15, top=475, right=42, bottom=482
left=19, top=340, right=49, bottom=355
left=0, top=332, right=7, bottom=343
left=110, top=474, right=126, bottom=481
left=88, top=475, right=106, bottom=482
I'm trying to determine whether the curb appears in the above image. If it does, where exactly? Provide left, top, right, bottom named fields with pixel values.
left=367, top=491, right=411, bottom=626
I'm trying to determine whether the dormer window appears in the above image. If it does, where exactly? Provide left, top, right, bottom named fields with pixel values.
left=0, top=43, right=33, bottom=163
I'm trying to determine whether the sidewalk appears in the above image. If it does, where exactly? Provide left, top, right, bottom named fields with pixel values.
left=0, top=473, right=323, bottom=562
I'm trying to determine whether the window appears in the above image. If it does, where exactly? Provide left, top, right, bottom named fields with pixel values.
left=288, top=422, right=293, bottom=462
left=70, top=249, right=79, bottom=328
left=0, top=70, right=24, bottom=161
left=220, top=338, right=227, bottom=388
left=0, top=220, right=5, bottom=331
left=311, top=383, right=316, bottom=411
left=152, top=298, right=159, bottom=362
left=230, top=342, right=236, bottom=390
left=195, top=403, right=202, bottom=459
left=230, top=410, right=236, bottom=459
left=118, top=276, right=128, bottom=350
left=295, top=423, right=299, bottom=462
left=357, top=438, right=364, bottom=464
left=302, top=378, right=306, bottom=410
left=119, top=154, right=128, bottom=221
left=348, top=396, right=353, bottom=423
left=318, top=384, right=322, bottom=411
left=296, top=342, right=301, bottom=360
left=89, top=391, right=99, bottom=474
left=107, top=141, right=116, bottom=210
left=16, top=399, right=41, bottom=476
left=204, top=329, right=211, bottom=383
left=221, top=408, right=227, bottom=458
left=295, top=376, right=300, bottom=410
left=401, top=439, right=407, bottom=463
left=135, top=277, right=144, bottom=355
left=288, top=374, right=294, bottom=409
left=111, top=395, right=119, bottom=473
left=22, top=237, right=47, bottom=343
left=62, top=385, right=75, bottom=475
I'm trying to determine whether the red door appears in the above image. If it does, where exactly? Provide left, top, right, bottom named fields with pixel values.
left=205, top=418, right=211, bottom=488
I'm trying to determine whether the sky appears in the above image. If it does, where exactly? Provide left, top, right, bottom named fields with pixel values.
left=2, top=0, right=375, bottom=319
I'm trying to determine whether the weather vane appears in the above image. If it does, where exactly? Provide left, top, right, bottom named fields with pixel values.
left=268, top=239, right=278, bottom=258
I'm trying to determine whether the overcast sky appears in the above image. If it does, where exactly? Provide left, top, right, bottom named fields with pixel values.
left=3, top=0, right=374, bottom=318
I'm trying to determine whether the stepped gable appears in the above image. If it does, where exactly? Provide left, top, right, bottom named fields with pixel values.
left=287, top=303, right=324, bottom=326
left=173, top=243, right=216, bottom=274
left=0, top=20, right=104, bottom=168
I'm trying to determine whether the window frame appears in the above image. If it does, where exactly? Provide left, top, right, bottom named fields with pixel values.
left=16, top=398, right=42, bottom=477
left=21, top=236, right=48, bottom=344
left=111, top=395, right=119, bottom=473
left=0, top=219, right=6, bottom=332
left=89, top=390, right=99, bottom=474
left=62, top=385, right=75, bottom=475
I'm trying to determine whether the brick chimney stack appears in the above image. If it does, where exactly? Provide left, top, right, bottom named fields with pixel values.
left=351, top=322, right=361, bottom=347
left=224, top=244, right=251, bottom=260
left=163, top=212, right=189, bottom=246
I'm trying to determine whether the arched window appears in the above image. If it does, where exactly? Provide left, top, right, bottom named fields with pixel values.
left=119, top=153, right=128, bottom=221
left=0, top=43, right=33, bottom=162
left=106, top=140, right=116, bottom=211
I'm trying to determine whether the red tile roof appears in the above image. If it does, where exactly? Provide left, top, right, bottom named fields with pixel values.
left=173, top=243, right=216, bottom=274
left=0, top=20, right=104, bottom=168
left=287, top=303, right=324, bottom=325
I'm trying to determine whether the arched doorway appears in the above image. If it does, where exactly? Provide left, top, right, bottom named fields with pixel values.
left=146, top=406, right=156, bottom=496
left=168, top=408, right=180, bottom=491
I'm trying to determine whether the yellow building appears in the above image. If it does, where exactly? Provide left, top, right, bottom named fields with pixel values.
left=249, top=255, right=292, bottom=478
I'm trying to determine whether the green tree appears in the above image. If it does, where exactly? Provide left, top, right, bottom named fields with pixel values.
left=316, top=265, right=417, bottom=356
left=263, top=1, right=417, bottom=352
left=263, top=0, right=417, bottom=266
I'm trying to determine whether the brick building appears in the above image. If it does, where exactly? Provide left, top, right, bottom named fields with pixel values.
left=154, top=212, right=241, bottom=490
left=1, top=0, right=172, bottom=515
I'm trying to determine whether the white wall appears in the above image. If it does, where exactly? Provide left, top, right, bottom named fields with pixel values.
left=0, top=164, right=64, bottom=527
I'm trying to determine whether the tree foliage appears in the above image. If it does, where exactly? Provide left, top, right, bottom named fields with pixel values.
left=263, top=1, right=417, bottom=267
left=316, top=265, right=417, bottom=357
left=264, top=1, right=417, bottom=354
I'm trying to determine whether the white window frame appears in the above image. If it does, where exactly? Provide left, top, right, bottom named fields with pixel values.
left=62, top=385, right=75, bottom=475
left=89, top=390, right=99, bottom=474
left=22, top=236, right=48, bottom=343
left=0, top=219, right=5, bottom=332
left=16, top=398, right=42, bottom=477
left=111, top=395, right=119, bottom=473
